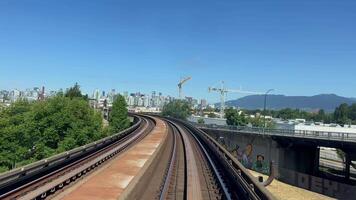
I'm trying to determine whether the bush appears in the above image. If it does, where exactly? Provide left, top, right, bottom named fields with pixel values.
left=0, top=96, right=103, bottom=171
left=162, top=100, right=190, bottom=120
left=197, top=118, right=205, bottom=124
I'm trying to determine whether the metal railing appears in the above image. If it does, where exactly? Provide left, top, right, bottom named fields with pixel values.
left=170, top=118, right=275, bottom=200
left=193, top=123, right=356, bottom=142
left=0, top=116, right=142, bottom=188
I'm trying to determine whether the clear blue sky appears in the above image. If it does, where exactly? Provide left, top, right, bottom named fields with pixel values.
left=1, top=0, right=355, bottom=102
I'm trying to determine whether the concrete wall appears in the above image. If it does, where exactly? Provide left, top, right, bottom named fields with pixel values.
left=203, top=128, right=279, bottom=175
left=202, top=128, right=356, bottom=199
left=278, top=167, right=355, bottom=199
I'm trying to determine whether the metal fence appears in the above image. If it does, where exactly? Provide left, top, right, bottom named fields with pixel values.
left=193, top=123, right=356, bottom=142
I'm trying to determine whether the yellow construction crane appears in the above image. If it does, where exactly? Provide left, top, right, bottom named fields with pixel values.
left=209, top=81, right=261, bottom=118
left=178, top=77, right=191, bottom=99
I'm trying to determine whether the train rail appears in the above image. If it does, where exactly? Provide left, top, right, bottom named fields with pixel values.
left=157, top=117, right=275, bottom=200
left=172, top=119, right=223, bottom=200
left=0, top=114, right=274, bottom=200
left=0, top=115, right=155, bottom=200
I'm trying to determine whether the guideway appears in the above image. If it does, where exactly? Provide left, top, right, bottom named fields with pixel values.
left=55, top=116, right=168, bottom=200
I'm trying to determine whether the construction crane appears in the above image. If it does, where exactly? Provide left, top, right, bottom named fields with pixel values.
left=37, top=86, right=45, bottom=101
left=209, top=81, right=261, bottom=118
left=178, top=77, right=191, bottom=99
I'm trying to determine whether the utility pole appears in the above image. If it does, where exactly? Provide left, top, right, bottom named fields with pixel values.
left=263, top=89, right=274, bottom=128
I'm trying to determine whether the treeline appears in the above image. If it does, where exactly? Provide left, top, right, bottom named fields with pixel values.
left=0, top=84, right=129, bottom=173
left=243, top=103, right=356, bottom=125
left=162, top=100, right=191, bottom=120
left=225, top=108, right=274, bottom=128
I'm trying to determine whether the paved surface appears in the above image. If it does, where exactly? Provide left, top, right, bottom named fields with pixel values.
left=56, top=117, right=167, bottom=200
left=178, top=125, right=203, bottom=200
left=248, top=170, right=335, bottom=200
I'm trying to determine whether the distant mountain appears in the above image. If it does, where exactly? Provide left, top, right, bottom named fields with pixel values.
left=221, top=94, right=356, bottom=112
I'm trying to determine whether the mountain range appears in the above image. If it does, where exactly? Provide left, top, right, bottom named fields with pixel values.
left=220, top=94, right=356, bottom=112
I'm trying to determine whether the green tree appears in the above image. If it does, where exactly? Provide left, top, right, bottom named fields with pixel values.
left=225, top=108, right=247, bottom=126
left=0, top=96, right=104, bottom=172
left=247, top=116, right=264, bottom=127
left=197, top=118, right=205, bottom=124
left=348, top=104, right=356, bottom=123
left=109, top=95, right=130, bottom=133
left=312, top=109, right=326, bottom=122
left=65, top=83, right=83, bottom=99
left=334, top=103, right=349, bottom=125
left=208, top=112, right=217, bottom=118
left=162, top=100, right=191, bottom=120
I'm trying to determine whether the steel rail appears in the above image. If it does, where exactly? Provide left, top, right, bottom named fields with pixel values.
left=187, top=128, right=232, bottom=200
left=163, top=119, right=227, bottom=200
left=167, top=117, right=275, bottom=200
left=0, top=115, right=155, bottom=199
left=0, top=116, right=141, bottom=187
left=159, top=121, right=178, bottom=200
left=171, top=120, right=203, bottom=200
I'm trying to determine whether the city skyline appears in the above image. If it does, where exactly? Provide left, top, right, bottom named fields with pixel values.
left=1, top=1, right=356, bottom=102
left=2, top=85, right=356, bottom=105
left=0, top=86, right=206, bottom=108
left=1, top=1, right=356, bottom=199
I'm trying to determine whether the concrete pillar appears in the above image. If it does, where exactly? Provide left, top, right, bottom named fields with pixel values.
left=313, top=147, right=320, bottom=175
left=345, top=152, right=351, bottom=181
left=278, top=145, right=319, bottom=175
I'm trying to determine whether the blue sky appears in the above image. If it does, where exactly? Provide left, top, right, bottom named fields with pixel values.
left=0, top=0, right=355, bottom=102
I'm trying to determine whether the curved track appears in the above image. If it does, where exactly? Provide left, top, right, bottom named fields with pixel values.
left=0, top=114, right=273, bottom=200
left=155, top=117, right=273, bottom=200
left=157, top=119, right=229, bottom=200
left=0, top=115, right=155, bottom=200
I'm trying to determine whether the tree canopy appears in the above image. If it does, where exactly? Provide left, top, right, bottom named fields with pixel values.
left=0, top=91, right=131, bottom=173
left=162, top=100, right=191, bottom=120
left=197, top=118, right=205, bottom=124
left=0, top=97, right=105, bottom=172
left=109, top=95, right=130, bottom=133
left=65, top=83, right=85, bottom=99
left=225, top=108, right=247, bottom=126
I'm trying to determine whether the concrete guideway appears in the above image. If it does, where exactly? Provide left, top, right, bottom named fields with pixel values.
left=157, top=118, right=272, bottom=200
left=175, top=123, right=203, bottom=200
left=0, top=115, right=274, bottom=200
left=127, top=117, right=234, bottom=200
left=55, top=116, right=168, bottom=200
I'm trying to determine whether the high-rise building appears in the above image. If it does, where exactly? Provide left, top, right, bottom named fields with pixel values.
left=93, top=89, right=100, bottom=101
left=127, top=95, right=135, bottom=106
left=200, top=99, right=207, bottom=109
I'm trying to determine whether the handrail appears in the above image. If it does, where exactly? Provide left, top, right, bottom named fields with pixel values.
left=194, top=123, right=356, bottom=142
left=0, top=115, right=142, bottom=187
left=169, top=118, right=275, bottom=200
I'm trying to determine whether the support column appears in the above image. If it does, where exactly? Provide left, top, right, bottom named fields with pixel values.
left=313, top=147, right=320, bottom=176
left=345, top=152, right=351, bottom=181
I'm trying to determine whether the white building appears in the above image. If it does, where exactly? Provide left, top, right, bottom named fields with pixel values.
left=274, top=119, right=356, bottom=134
left=188, top=115, right=227, bottom=126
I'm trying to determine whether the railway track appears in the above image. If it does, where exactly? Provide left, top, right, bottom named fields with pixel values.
left=132, top=116, right=273, bottom=200
left=0, top=114, right=274, bottom=200
left=160, top=119, right=225, bottom=200
left=155, top=117, right=274, bottom=200
left=0, top=115, right=155, bottom=200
